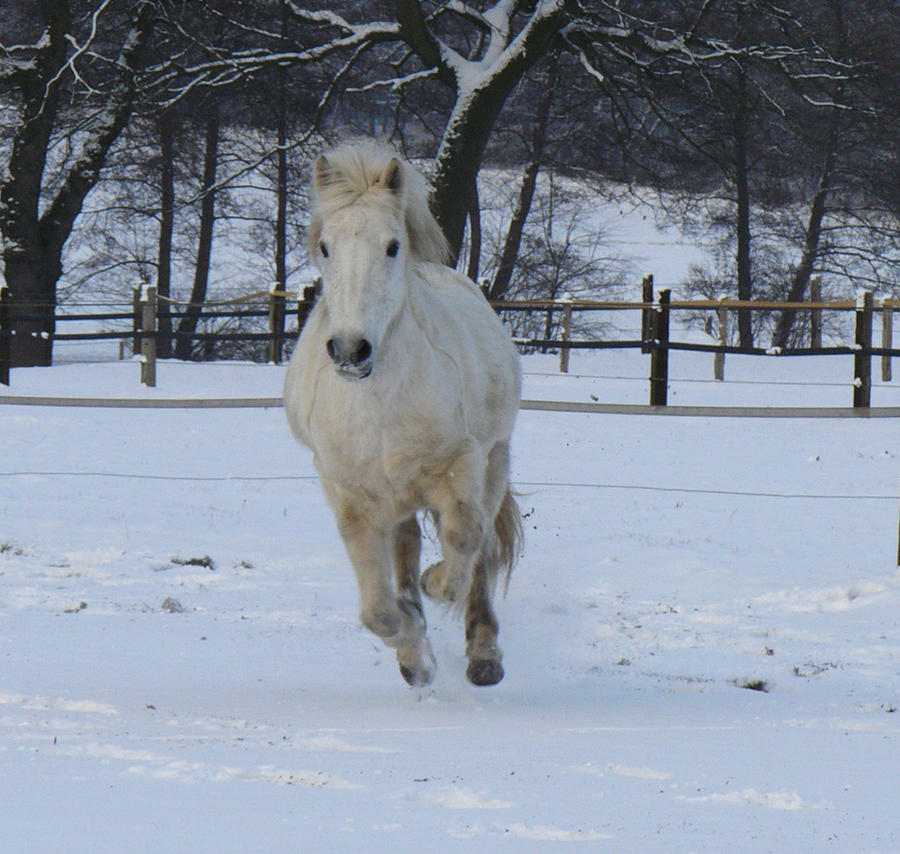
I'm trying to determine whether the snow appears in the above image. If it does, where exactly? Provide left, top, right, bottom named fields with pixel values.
left=1, top=347, right=898, bottom=852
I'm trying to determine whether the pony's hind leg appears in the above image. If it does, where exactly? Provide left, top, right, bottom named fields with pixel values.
left=465, top=538, right=504, bottom=686
left=392, top=515, right=436, bottom=686
left=464, top=442, right=520, bottom=686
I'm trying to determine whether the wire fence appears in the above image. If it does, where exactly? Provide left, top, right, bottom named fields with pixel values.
left=0, top=468, right=893, bottom=502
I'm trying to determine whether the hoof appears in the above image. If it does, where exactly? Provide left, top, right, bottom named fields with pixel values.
left=421, top=561, right=456, bottom=604
left=399, top=662, right=435, bottom=687
left=397, top=637, right=437, bottom=687
left=466, top=658, right=504, bottom=686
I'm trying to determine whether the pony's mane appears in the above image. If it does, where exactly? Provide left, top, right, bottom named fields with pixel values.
left=307, top=139, right=450, bottom=266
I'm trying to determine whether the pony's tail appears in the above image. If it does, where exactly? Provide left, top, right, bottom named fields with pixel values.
left=494, top=486, right=524, bottom=594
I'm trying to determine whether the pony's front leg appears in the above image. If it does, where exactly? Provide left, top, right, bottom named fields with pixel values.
left=392, top=516, right=437, bottom=686
left=421, top=439, right=488, bottom=607
left=328, top=489, right=434, bottom=686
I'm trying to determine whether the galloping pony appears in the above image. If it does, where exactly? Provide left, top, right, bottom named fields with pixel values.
left=284, top=140, right=522, bottom=687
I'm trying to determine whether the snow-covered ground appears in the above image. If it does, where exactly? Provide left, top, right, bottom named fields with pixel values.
left=1, top=350, right=898, bottom=853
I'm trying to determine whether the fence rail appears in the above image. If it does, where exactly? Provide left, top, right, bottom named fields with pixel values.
left=1, top=281, right=898, bottom=409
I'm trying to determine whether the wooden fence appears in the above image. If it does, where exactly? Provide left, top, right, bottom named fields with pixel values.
left=1, top=280, right=898, bottom=409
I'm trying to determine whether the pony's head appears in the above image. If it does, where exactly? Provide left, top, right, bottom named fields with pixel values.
left=307, top=140, right=449, bottom=380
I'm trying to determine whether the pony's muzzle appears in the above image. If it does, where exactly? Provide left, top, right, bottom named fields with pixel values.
left=326, top=335, right=374, bottom=379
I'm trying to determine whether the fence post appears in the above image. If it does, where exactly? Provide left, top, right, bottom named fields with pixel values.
left=132, top=285, right=143, bottom=357
left=297, top=280, right=319, bottom=332
left=640, top=274, right=654, bottom=354
left=882, top=299, right=893, bottom=382
left=0, top=284, right=10, bottom=386
left=714, top=297, right=728, bottom=381
left=853, top=290, right=873, bottom=409
left=140, top=285, right=157, bottom=387
left=268, top=282, right=286, bottom=364
left=810, top=275, right=822, bottom=349
left=559, top=295, right=573, bottom=374
left=649, top=288, right=670, bottom=406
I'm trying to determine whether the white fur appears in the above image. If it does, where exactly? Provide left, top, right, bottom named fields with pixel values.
left=284, top=140, right=521, bottom=686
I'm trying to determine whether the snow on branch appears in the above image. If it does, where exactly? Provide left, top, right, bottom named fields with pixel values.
left=283, top=3, right=360, bottom=34
left=41, top=0, right=117, bottom=100
left=148, top=12, right=401, bottom=106
left=0, top=27, right=53, bottom=79
left=564, top=17, right=810, bottom=75
left=346, top=67, right=441, bottom=95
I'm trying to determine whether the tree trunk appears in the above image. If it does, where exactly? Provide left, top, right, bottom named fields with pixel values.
left=0, top=0, right=156, bottom=366
left=0, top=0, right=71, bottom=367
left=733, top=67, right=754, bottom=349
left=269, top=0, right=289, bottom=363
left=2, top=256, right=59, bottom=367
left=466, top=178, right=482, bottom=283
left=411, top=3, right=568, bottom=265
left=771, top=106, right=841, bottom=349
left=156, top=111, right=176, bottom=358
left=489, top=72, right=554, bottom=301
left=431, top=87, right=511, bottom=266
left=175, top=110, right=219, bottom=361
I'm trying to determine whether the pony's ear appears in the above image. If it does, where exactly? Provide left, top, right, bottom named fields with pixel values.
left=313, top=155, right=333, bottom=192
left=381, top=157, right=405, bottom=196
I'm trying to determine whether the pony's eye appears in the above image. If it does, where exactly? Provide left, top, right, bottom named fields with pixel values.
left=386, top=239, right=400, bottom=258
left=319, top=241, right=329, bottom=258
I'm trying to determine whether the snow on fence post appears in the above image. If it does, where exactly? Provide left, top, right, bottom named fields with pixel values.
left=0, top=283, right=10, bottom=386
left=140, top=285, right=157, bottom=388
left=559, top=294, right=574, bottom=374
left=853, top=290, right=873, bottom=409
left=649, top=288, right=670, bottom=406
left=714, top=296, right=728, bottom=381
left=882, top=299, right=893, bottom=383
left=810, top=275, right=822, bottom=349
left=640, top=274, right=654, bottom=354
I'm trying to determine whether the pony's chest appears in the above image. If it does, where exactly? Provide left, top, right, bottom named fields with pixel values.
left=307, top=379, right=457, bottom=498
left=310, top=386, right=421, bottom=464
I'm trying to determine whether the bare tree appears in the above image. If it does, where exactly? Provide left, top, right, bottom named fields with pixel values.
left=153, top=2, right=793, bottom=268
left=480, top=169, right=631, bottom=342
left=0, top=0, right=157, bottom=366
left=488, top=61, right=556, bottom=302
left=772, top=0, right=900, bottom=347
left=156, top=108, right=176, bottom=357
left=174, top=106, right=219, bottom=360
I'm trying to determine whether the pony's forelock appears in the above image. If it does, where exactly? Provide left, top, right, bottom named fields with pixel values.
left=308, top=139, right=450, bottom=265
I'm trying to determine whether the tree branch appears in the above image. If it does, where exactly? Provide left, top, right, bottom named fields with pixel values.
left=39, top=0, right=157, bottom=260
left=396, top=0, right=457, bottom=86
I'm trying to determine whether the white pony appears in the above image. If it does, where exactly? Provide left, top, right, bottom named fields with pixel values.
left=284, top=139, right=522, bottom=687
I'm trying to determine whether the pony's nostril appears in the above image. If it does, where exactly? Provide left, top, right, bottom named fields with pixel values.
left=327, top=336, right=372, bottom=369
